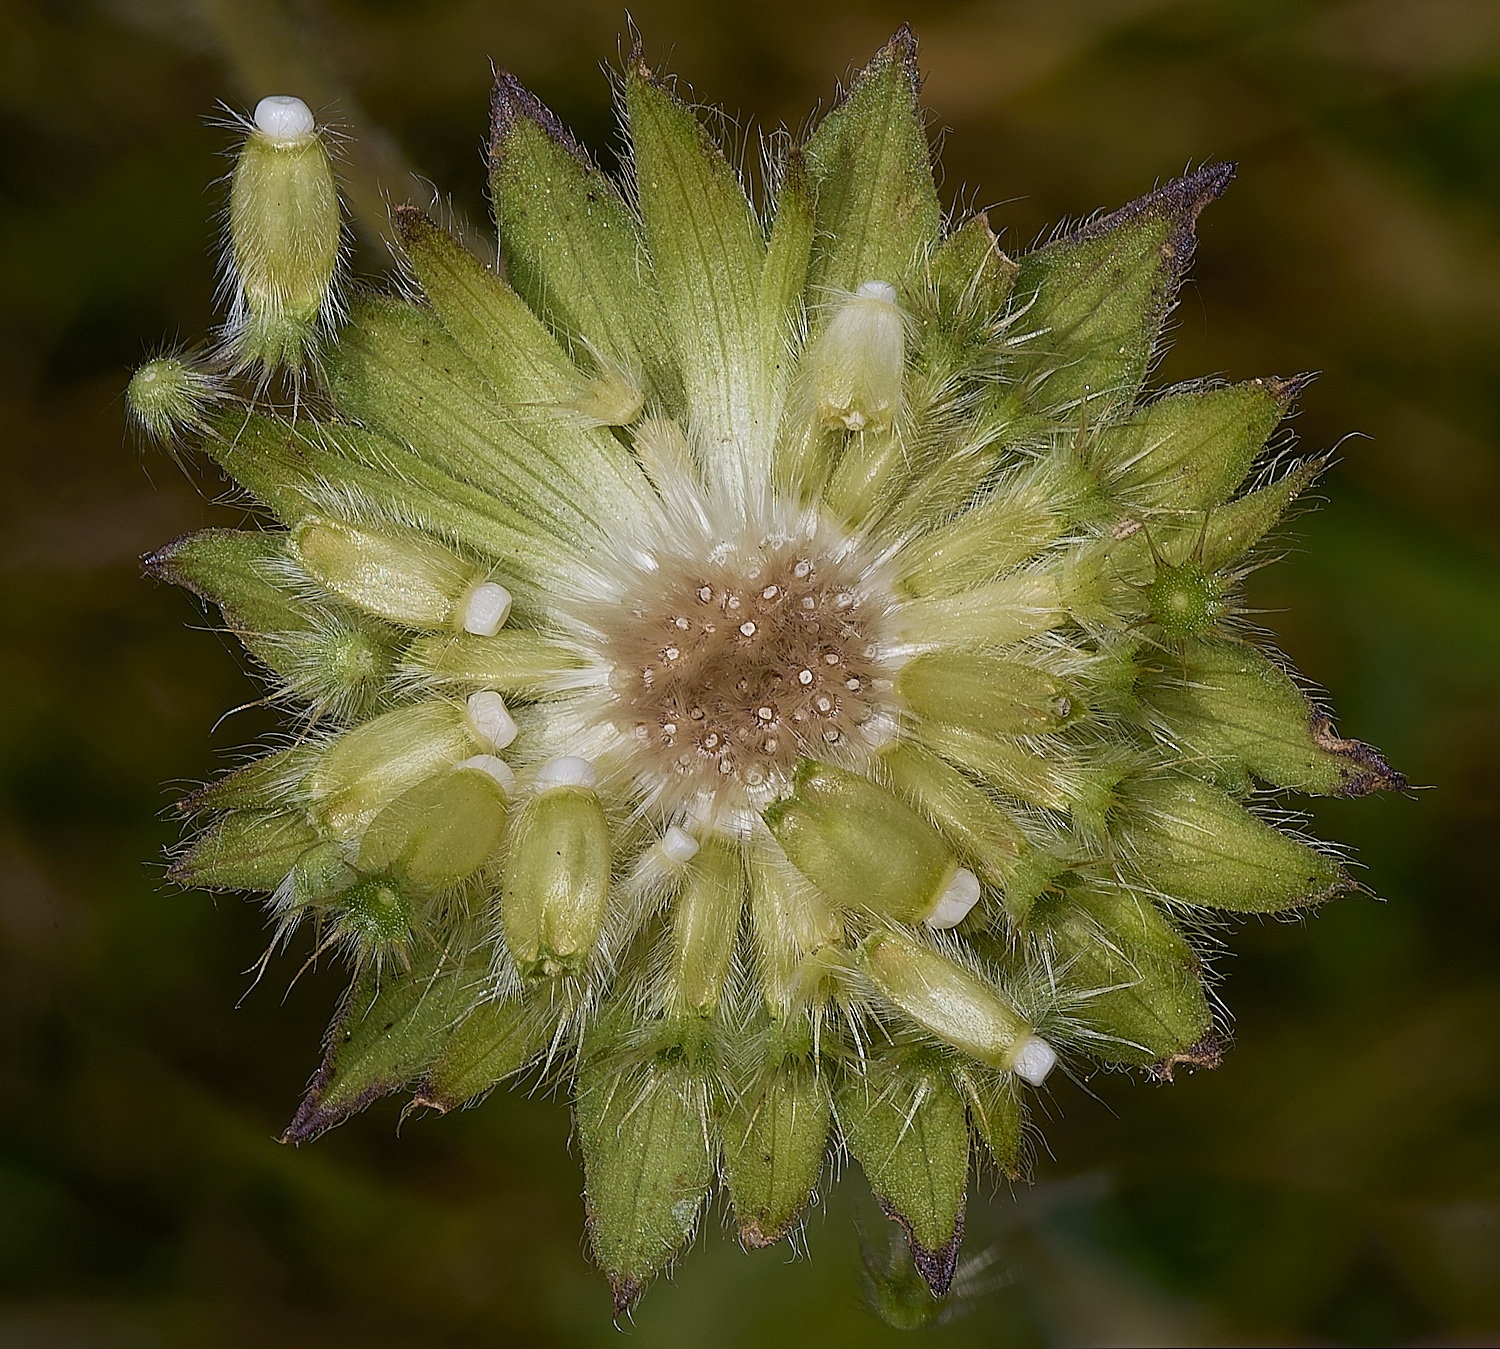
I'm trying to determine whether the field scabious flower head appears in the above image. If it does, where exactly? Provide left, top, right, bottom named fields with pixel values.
left=134, top=28, right=1405, bottom=1312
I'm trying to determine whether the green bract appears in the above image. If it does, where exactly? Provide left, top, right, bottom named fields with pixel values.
left=136, top=28, right=1404, bottom=1315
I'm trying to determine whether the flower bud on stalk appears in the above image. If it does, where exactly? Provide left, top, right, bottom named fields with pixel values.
left=225, top=95, right=341, bottom=377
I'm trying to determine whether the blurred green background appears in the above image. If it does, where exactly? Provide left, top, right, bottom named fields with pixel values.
left=3, top=1, right=1498, bottom=1344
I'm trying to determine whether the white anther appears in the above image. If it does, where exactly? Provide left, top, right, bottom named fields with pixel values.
left=463, top=581, right=513, bottom=636
left=739, top=621, right=757, bottom=637
left=664, top=647, right=680, bottom=661
left=855, top=279, right=899, bottom=304
left=925, top=867, right=982, bottom=930
left=466, top=690, right=518, bottom=750
left=793, top=560, right=811, bottom=579
left=798, top=669, right=814, bottom=685
left=824, top=653, right=840, bottom=665
left=697, top=585, right=713, bottom=602
left=762, top=585, right=779, bottom=600
left=456, top=754, right=516, bottom=796
left=674, top=616, right=689, bottom=630
left=756, top=705, right=774, bottom=721
left=661, top=825, right=699, bottom=863
left=1010, top=1035, right=1058, bottom=1086
left=846, top=677, right=862, bottom=691
left=253, top=95, right=316, bottom=143
left=535, top=755, right=595, bottom=790
left=801, top=596, right=816, bottom=610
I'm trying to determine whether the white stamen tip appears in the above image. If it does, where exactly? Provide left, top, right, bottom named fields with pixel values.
left=535, top=756, right=596, bottom=791
left=466, top=690, right=517, bottom=750
left=855, top=279, right=898, bottom=304
left=463, top=581, right=513, bottom=636
left=660, top=825, right=699, bottom=863
left=253, top=95, right=316, bottom=143
left=456, top=754, right=515, bottom=796
left=925, top=867, right=982, bottom=929
left=1011, top=1035, right=1058, bottom=1086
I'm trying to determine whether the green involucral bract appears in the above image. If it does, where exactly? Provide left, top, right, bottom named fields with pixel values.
left=136, top=29, right=1406, bottom=1314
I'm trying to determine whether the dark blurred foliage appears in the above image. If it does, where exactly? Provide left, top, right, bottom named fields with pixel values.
left=2, top=1, right=1498, bottom=1344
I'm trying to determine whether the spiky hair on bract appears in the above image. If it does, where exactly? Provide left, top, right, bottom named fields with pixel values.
left=135, top=27, right=1404, bottom=1315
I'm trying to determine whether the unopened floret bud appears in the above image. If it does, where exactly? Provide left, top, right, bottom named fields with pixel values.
left=226, top=95, right=340, bottom=375
left=290, top=517, right=484, bottom=630
left=857, top=928, right=1053, bottom=1083
left=764, top=760, right=960, bottom=925
left=502, top=783, right=611, bottom=978
left=809, top=280, right=905, bottom=431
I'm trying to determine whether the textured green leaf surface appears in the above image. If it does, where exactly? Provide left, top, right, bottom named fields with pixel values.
left=839, top=1053, right=969, bottom=1295
left=284, top=946, right=486, bottom=1143
left=803, top=26, right=942, bottom=296
left=576, top=1055, right=716, bottom=1309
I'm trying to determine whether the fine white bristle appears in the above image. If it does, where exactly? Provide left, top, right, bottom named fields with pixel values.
left=535, top=755, right=596, bottom=791
left=660, top=825, right=699, bottom=863
left=456, top=754, right=516, bottom=796
left=1011, top=1035, right=1058, bottom=1086
left=253, top=95, right=315, bottom=143
left=466, top=691, right=518, bottom=750
left=463, top=581, right=513, bottom=636
left=925, top=867, right=981, bottom=929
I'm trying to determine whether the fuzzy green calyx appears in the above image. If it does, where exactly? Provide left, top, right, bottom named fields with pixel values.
left=764, top=761, right=963, bottom=927
left=226, top=96, right=340, bottom=375
left=146, top=27, right=1404, bottom=1312
left=502, top=784, right=611, bottom=979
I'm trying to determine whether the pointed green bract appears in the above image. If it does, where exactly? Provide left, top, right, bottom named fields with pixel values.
left=199, top=410, right=555, bottom=592
left=721, top=1050, right=831, bottom=1247
left=283, top=946, right=486, bottom=1143
left=1123, top=775, right=1349, bottom=912
left=488, top=69, right=681, bottom=412
left=395, top=209, right=657, bottom=519
left=928, top=214, right=1017, bottom=330
left=803, top=26, right=942, bottom=297
left=839, top=1052, right=969, bottom=1296
left=418, top=997, right=548, bottom=1111
left=1010, top=164, right=1233, bottom=413
left=627, top=64, right=770, bottom=492
left=328, top=299, right=605, bottom=543
left=1142, top=637, right=1405, bottom=797
left=170, top=809, right=318, bottom=891
left=760, top=147, right=815, bottom=381
left=1097, top=378, right=1299, bottom=509
left=576, top=1052, right=716, bottom=1309
left=957, top=1067, right=1025, bottom=1177
left=1036, top=884, right=1212, bottom=1066
left=144, top=529, right=299, bottom=633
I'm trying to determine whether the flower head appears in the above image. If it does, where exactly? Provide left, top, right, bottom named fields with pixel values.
left=135, top=28, right=1403, bottom=1313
